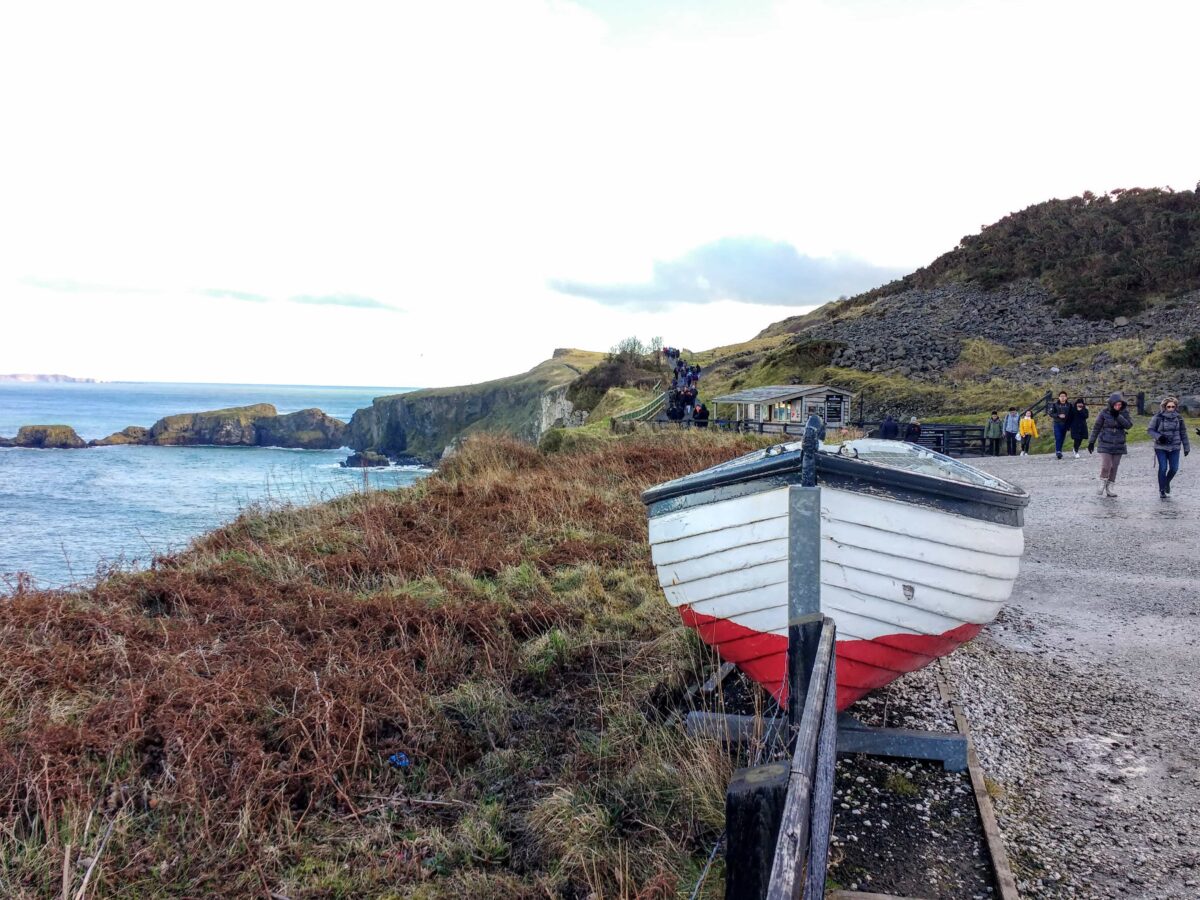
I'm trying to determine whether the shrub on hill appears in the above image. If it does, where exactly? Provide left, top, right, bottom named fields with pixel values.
left=1166, top=334, right=1200, bottom=368
left=567, top=336, right=665, bottom=412
left=869, top=187, right=1200, bottom=319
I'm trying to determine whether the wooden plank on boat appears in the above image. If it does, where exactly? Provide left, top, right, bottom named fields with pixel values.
left=828, top=892, right=934, bottom=900
left=935, top=659, right=1020, bottom=900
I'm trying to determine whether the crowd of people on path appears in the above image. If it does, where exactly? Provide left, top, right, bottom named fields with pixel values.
left=661, top=347, right=709, bottom=427
left=882, top=390, right=1196, bottom=500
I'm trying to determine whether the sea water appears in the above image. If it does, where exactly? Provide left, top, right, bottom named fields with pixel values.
left=0, top=382, right=427, bottom=590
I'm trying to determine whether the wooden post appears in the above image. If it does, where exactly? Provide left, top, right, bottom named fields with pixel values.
left=787, top=417, right=824, bottom=732
left=725, top=762, right=790, bottom=900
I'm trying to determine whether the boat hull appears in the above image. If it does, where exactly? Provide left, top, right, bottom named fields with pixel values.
left=648, top=483, right=1024, bottom=711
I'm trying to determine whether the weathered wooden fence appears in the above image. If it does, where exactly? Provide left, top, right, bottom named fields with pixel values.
left=767, top=618, right=838, bottom=899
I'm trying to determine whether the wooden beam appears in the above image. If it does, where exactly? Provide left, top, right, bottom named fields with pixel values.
left=935, top=659, right=1020, bottom=900
left=828, top=892, right=934, bottom=900
left=766, top=622, right=836, bottom=900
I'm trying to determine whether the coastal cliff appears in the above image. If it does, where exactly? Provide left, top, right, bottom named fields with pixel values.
left=347, top=349, right=602, bottom=462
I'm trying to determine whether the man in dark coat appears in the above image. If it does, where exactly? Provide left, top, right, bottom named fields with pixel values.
left=1048, top=391, right=1073, bottom=459
left=879, top=415, right=900, bottom=440
left=1088, top=392, right=1133, bottom=497
left=693, top=403, right=710, bottom=428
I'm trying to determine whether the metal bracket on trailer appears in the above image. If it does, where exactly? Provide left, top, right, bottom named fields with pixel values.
left=835, top=713, right=967, bottom=772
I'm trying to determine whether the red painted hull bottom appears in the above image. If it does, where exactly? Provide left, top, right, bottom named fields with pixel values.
left=678, top=607, right=983, bottom=712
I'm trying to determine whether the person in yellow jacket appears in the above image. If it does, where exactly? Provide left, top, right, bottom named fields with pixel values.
left=1018, top=409, right=1039, bottom=456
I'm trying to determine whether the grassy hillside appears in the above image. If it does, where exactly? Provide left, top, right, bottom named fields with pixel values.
left=864, top=187, right=1200, bottom=319
left=0, top=433, right=775, bottom=898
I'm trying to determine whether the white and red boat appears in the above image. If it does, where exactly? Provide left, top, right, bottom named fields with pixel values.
left=642, top=438, right=1028, bottom=711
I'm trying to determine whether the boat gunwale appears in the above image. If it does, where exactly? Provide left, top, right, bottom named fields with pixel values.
left=641, top=446, right=1029, bottom=517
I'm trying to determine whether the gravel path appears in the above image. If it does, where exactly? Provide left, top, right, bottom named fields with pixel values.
left=956, top=449, right=1200, bottom=898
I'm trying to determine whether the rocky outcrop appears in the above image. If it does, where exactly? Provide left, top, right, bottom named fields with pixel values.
left=138, top=404, right=347, bottom=449
left=33, top=406, right=348, bottom=451
left=90, top=426, right=150, bottom=446
left=253, top=408, right=347, bottom=449
left=11, top=425, right=87, bottom=449
left=148, top=404, right=278, bottom=446
left=341, top=450, right=390, bottom=468
left=539, top=385, right=588, bottom=433
left=755, top=282, right=1200, bottom=393
left=347, top=350, right=603, bottom=463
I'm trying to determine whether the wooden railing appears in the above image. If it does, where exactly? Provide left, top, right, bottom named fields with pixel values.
left=768, top=617, right=838, bottom=899
left=613, top=383, right=666, bottom=422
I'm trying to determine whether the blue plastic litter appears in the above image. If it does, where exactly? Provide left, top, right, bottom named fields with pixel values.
left=388, top=752, right=410, bottom=768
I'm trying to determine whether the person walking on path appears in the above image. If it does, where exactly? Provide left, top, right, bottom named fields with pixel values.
left=1049, top=391, right=1073, bottom=459
left=880, top=414, right=900, bottom=440
left=903, top=416, right=922, bottom=444
left=1069, top=398, right=1090, bottom=458
left=1088, top=392, right=1133, bottom=497
left=1147, top=396, right=1190, bottom=499
left=1002, top=407, right=1021, bottom=455
left=984, top=411, right=1003, bottom=456
left=1018, top=409, right=1038, bottom=456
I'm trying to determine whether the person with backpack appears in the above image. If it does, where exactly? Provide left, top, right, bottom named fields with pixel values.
left=1048, top=391, right=1074, bottom=459
left=1087, top=392, right=1133, bottom=497
left=984, top=411, right=1003, bottom=456
left=1147, top=396, right=1190, bottom=499
left=1002, top=407, right=1021, bottom=455
left=1018, top=409, right=1038, bottom=455
left=879, top=414, right=900, bottom=440
left=1069, top=398, right=1090, bottom=458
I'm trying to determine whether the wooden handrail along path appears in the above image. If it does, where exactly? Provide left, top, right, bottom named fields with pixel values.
left=613, top=382, right=667, bottom=422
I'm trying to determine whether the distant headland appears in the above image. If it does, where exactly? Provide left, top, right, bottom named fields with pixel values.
left=0, top=373, right=96, bottom=383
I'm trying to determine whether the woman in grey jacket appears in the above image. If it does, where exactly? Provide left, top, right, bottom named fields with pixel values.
left=1088, top=392, right=1133, bottom=497
left=1147, top=396, right=1191, bottom=498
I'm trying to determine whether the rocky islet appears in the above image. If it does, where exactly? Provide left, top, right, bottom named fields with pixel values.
left=2, top=404, right=349, bottom=451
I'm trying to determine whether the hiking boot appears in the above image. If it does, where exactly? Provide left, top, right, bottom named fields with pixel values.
left=1160, top=491, right=1168, bottom=500
left=1056, top=452, right=1063, bottom=459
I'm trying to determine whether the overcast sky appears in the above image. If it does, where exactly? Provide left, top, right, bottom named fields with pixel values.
left=2, top=0, right=1197, bottom=387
